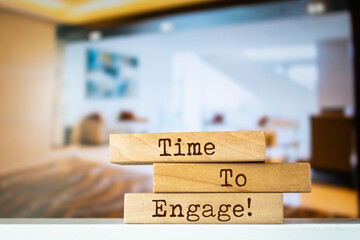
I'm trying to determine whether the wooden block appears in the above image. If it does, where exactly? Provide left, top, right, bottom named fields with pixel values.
left=110, top=131, right=266, bottom=164
left=154, top=163, right=311, bottom=193
left=124, top=193, right=283, bottom=224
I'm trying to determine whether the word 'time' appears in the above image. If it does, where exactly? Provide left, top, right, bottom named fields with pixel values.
left=158, top=138, right=215, bottom=157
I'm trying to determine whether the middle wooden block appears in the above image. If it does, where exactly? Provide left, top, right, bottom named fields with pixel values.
left=154, top=163, right=311, bottom=193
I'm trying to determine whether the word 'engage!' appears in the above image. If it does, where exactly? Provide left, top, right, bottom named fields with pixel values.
left=152, top=198, right=252, bottom=222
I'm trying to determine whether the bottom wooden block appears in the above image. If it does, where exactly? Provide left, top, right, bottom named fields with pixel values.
left=124, top=193, right=283, bottom=224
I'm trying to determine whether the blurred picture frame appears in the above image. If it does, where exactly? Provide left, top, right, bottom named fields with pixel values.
left=86, top=49, right=139, bottom=98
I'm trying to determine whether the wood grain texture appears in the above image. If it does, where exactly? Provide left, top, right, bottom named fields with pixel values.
left=154, top=163, right=311, bottom=193
left=110, top=131, right=266, bottom=164
left=124, top=193, right=283, bottom=224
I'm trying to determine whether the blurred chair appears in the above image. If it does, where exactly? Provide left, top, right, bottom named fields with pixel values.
left=80, top=111, right=149, bottom=145
left=81, top=113, right=106, bottom=145
left=311, top=113, right=354, bottom=173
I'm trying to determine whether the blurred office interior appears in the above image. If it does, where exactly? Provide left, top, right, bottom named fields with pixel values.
left=0, top=0, right=359, bottom=218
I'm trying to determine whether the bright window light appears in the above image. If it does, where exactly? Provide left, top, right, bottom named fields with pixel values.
left=287, top=64, right=318, bottom=90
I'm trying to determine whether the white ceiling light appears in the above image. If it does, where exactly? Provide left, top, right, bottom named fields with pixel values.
left=159, top=21, right=174, bottom=33
left=306, top=1, right=326, bottom=15
left=89, top=30, right=102, bottom=41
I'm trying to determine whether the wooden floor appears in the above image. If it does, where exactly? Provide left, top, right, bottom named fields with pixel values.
left=0, top=159, right=152, bottom=217
left=0, top=158, right=351, bottom=218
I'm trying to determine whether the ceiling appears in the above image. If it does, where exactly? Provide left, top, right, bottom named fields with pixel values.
left=0, top=0, right=217, bottom=24
left=95, top=11, right=350, bottom=53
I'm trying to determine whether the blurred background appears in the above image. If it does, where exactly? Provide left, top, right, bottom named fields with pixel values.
left=0, top=0, right=359, bottom=218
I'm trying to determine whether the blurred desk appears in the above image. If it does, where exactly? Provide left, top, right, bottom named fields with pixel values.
left=265, top=131, right=277, bottom=147
left=266, top=157, right=286, bottom=163
left=0, top=218, right=359, bottom=240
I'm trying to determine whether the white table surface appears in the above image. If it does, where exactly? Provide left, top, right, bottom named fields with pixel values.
left=1, top=218, right=359, bottom=240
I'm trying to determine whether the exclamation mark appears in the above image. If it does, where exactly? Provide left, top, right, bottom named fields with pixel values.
left=247, top=198, right=252, bottom=216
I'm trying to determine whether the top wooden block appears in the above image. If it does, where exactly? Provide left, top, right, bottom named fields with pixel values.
left=110, top=131, right=266, bottom=164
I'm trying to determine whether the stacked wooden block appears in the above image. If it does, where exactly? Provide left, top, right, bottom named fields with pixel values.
left=110, top=131, right=311, bottom=224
